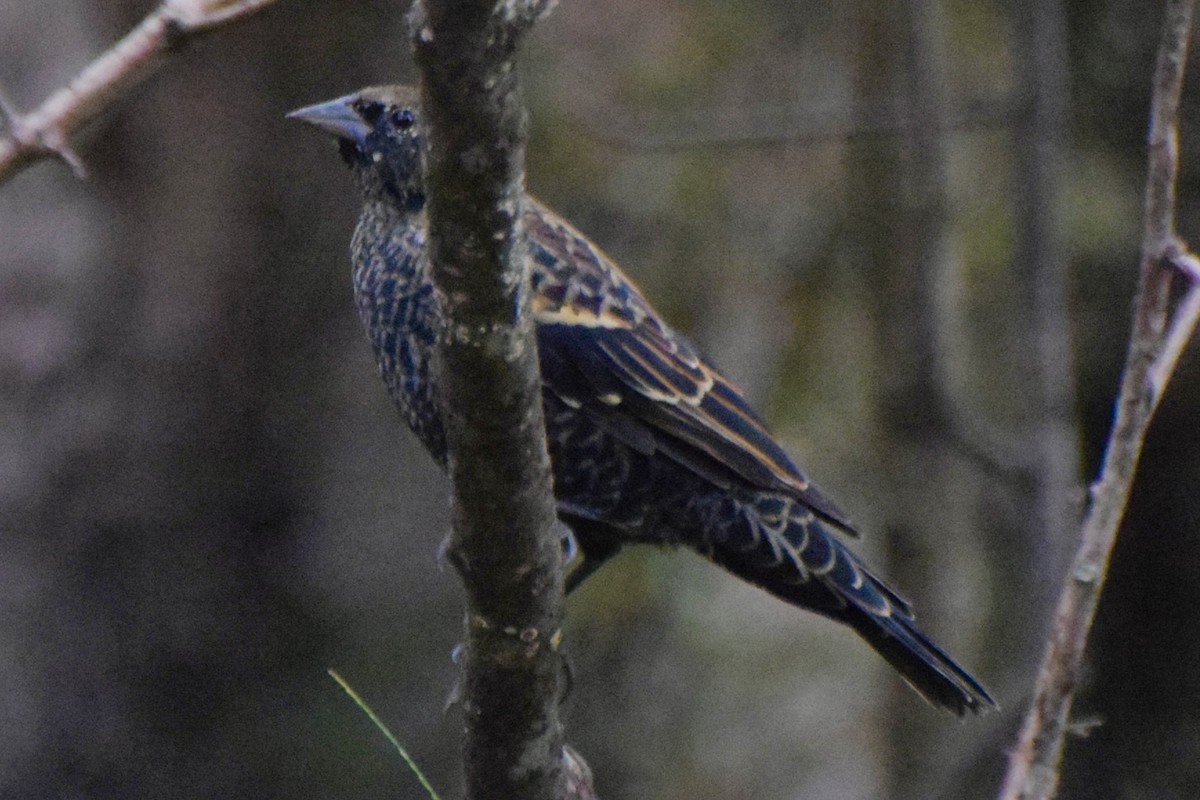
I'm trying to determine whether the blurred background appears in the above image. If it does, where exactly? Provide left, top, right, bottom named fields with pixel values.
left=2, top=1, right=1199, bottom=798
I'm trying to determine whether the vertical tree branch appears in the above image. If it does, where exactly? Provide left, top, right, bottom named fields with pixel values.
left=410, top=2, right=568, bottom=799
left=859, top=2, right=985, bottom=796
left=999, top=3, right=1200, bottom=798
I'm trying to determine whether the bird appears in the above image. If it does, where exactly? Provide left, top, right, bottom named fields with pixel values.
left=289, top=85, right=995, bottom=716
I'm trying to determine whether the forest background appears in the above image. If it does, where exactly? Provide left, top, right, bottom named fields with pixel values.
left=2, top=1, right=1198, bottom=798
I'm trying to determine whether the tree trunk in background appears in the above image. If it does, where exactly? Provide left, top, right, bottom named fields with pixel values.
left=1008, top=0, right=1083, bottom=662
left=0, top=6, right=125, bottom=792
left=0, top=3, right=459, bottom=798
left=850, top=2, right=1005, bottom=797
left=2, top=4, right=319, bottom=796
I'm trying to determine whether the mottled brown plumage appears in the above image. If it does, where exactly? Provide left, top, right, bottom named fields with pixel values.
left=290, top=86, right=995, bottom=715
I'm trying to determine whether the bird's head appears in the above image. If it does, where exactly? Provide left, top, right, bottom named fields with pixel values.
left=288, top=85, right=426, bottom=211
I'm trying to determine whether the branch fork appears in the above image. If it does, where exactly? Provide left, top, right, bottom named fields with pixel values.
left=998, top=3, right=1200, bottom=798
left=0, top=0, right=280, bottom=186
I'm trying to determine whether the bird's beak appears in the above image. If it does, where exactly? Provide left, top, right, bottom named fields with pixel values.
left=287, top=95, right=370, bottom=145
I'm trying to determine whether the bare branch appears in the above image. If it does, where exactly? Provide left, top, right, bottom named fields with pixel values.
left=0, top=0, right=280, bottom=186
left=1153, top=240, right=1200, bottom=394
left=410, top=1, right=572, bottom=799
left=998, top=2, right=1200, bottom=799
left=1165, top=237, right=1200, bottom=282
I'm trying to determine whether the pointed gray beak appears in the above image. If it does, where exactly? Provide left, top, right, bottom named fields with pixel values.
left=287, top=95, right=370, bottom=145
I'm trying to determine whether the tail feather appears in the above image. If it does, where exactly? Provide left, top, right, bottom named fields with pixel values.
left=702, top=496, right=996, bottom=715
left=848, top=605, right=995, bottom=716
left=825, top=535, right=995, bottom=715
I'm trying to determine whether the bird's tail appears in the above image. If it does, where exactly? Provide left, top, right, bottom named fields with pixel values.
left=844, top=599, right=994, bottom=716
left=702, top=496, right=995, bottom=716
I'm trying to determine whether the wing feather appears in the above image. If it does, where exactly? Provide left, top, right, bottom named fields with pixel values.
left=527, top=198, right=856, bottom=533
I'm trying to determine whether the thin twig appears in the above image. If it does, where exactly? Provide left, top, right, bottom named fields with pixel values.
left=0, top=0, right=281, bottom=186
left=1148, top=280, right=1200, bottom=394
left=997, top=2, right=1199, bottom=799
left=1166, top=239, right=1200, bottom=282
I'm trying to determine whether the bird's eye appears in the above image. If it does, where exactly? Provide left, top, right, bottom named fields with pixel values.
left=391, top=108, right=416, bottom=131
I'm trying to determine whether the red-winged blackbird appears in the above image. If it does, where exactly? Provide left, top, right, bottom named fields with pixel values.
left=290, top=85, right=995, bottom=716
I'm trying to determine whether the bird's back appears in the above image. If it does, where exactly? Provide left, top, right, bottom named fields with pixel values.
left=520, top=199, right=993, bottom=715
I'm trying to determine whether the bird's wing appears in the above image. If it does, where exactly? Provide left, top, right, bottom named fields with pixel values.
left=526, top=200, right=856, bottom=533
